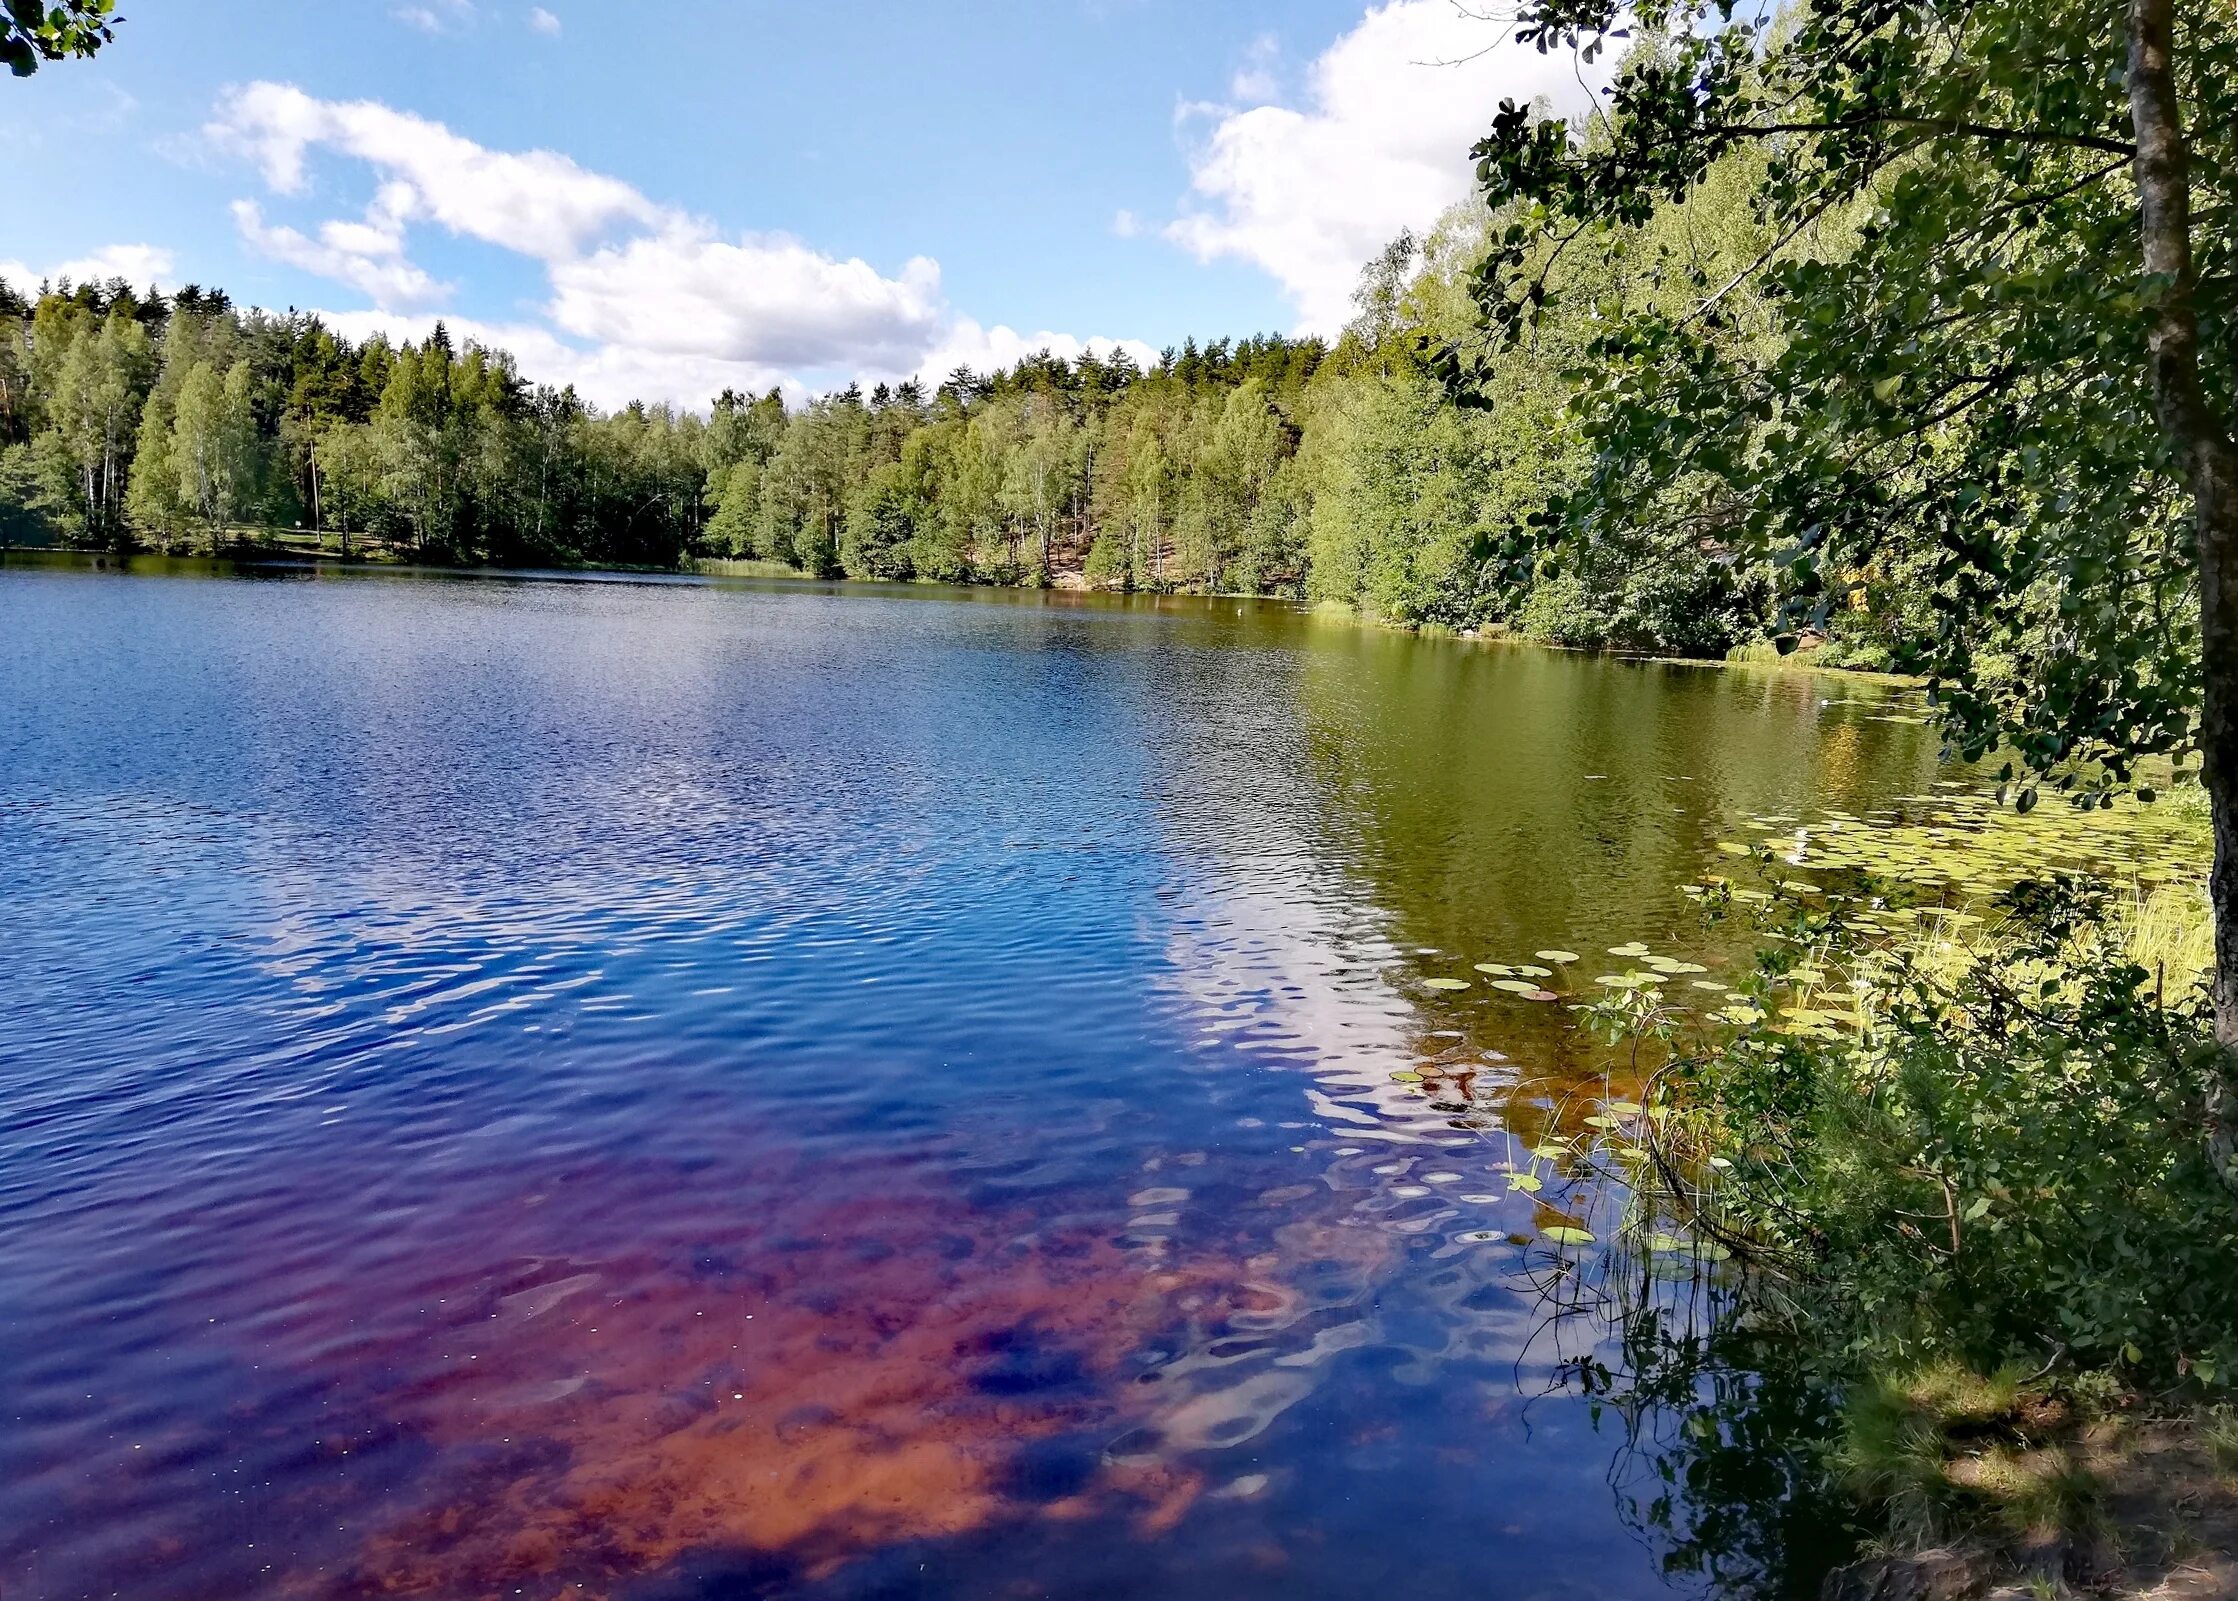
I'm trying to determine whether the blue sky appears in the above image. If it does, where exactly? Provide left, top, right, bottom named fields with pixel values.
left=5, top=1, right=1599, bottom=406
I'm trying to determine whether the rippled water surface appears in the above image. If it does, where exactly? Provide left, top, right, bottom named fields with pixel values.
left=0, top=560, right=1948, bottom=1600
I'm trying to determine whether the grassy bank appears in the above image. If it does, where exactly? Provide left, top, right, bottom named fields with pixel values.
left=1586, top=784, right=2237, bottom=1595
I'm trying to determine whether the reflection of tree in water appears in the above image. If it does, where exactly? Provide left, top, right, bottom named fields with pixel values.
left=1517, top=1225, right=1858, bottom=1599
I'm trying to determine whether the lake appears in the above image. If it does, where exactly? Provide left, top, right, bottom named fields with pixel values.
left=0, top=557, right=1947, bottom=1601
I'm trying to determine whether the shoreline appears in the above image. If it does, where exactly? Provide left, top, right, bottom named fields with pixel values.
left=6, top=541, right=1921, bottom=688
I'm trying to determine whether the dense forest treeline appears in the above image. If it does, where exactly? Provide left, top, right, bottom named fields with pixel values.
left=0, top=171, right=1924, bottom=668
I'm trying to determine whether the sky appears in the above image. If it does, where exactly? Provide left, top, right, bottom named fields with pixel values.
left=4, top=1, right=1603, bottom=409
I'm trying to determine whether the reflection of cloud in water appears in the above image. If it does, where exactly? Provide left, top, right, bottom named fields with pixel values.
left=1156, top=847, right=1468, bottom=1144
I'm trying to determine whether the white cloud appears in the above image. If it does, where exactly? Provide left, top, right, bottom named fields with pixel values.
left=1110, top=209, right=1142, bottom=239
left=207, top=84, right=1149, bottom=409
left=230, top=199, right=449, bottom=309
left=0, top=244, right=176, bottom=290
left=547, top=228, right=944, bottom=371
left=915, top=320, right=1158, bottom=384
left=1229, top=32, right=1282, bottom=104
left=315, top=307, right=798, bottom=408
left=1167, top=0, right=1608, bottom=333
left=394, top=0, right=473, bottom=33
left=527, top=6, right=560, bottom=34
left=209, top=82, right=661, bottom=258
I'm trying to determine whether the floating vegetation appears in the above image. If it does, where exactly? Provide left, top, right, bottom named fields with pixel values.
left=1423, top=977, right=1471, bottom=991
left=1535, top=949, right=1581, bottom=964
left=1543, top=1225, right=1596, bottom=1247
left=1608, top=942, right=1652, bottom=957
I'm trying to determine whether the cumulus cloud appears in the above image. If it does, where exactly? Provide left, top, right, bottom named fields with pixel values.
left=314, top=307, right=799, bottom=408
left=1168, top=0, right=1608, bottom=333
left=547, top=230, right=944, bottom=371
left=210, top=82, right=660, bottom=259
left=527, top=7, right=560, bottom=34
left=915, top=321, right=1159, bottom=384
left=0, top=243, right=176, bottom=290
left=205, top=83, right=1147, bottom=410
left=230, top=199, right=449, bottom=309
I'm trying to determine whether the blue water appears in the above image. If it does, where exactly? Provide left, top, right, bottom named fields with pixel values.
left=0, top=561, right=1945, bottom=1600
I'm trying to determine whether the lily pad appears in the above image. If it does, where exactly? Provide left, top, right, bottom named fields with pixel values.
left=1423, top=977, right=1471, bottom=991
left=1608, top=942, right=1652, bottom=957
left=1535, top=949, right=1581, bottom=964
left=1507, top=1172, right=1543, bottom=1194
left=1543, top=1225, right=1596, bottom=1247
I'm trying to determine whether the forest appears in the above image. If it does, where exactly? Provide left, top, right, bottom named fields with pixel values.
left=0, top=172, right=1921, bottom=670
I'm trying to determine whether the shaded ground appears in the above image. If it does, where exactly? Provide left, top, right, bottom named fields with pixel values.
left=1825, top=1419, right=2238, bottom=1600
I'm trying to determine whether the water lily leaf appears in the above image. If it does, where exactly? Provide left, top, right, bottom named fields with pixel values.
left=1520, top=987, right=1560, bottom=1001
left=1535, top=949, right=1581, bottom=964
left=1607, top=1100, right=1643, bottom=1115
left=1689, top=979, right=1730, bottom=992
left=1515, top=964, right=1554, bottom=978
left=1423, top=977, right=1471, bottom=991
left=1507, top=1172, right=1543, bottom=1193
left=1530, top=1143, right=1568, bottom=1160
left=1608, top=942, right=1652, bottom=957
left=1542, top=1225, right=1596, bottom=1247
left=1473, top=962, right=1516, bottom=976
left=1716, top=842, right=1753, bottom=856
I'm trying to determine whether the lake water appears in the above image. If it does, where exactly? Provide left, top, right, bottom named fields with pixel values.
left=0, top=558, right=1946, bottom=1601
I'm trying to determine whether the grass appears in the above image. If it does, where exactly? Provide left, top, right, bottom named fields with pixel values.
left=1836, top=1362, right=2100, bottom=1548
left=2124, top=880, right=2215, bottom=993
left=2206, top=1408, right=2238, bottom=1481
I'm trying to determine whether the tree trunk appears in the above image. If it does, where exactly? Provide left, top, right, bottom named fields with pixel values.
left=2128, top=0, right=2238, bottom=1179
